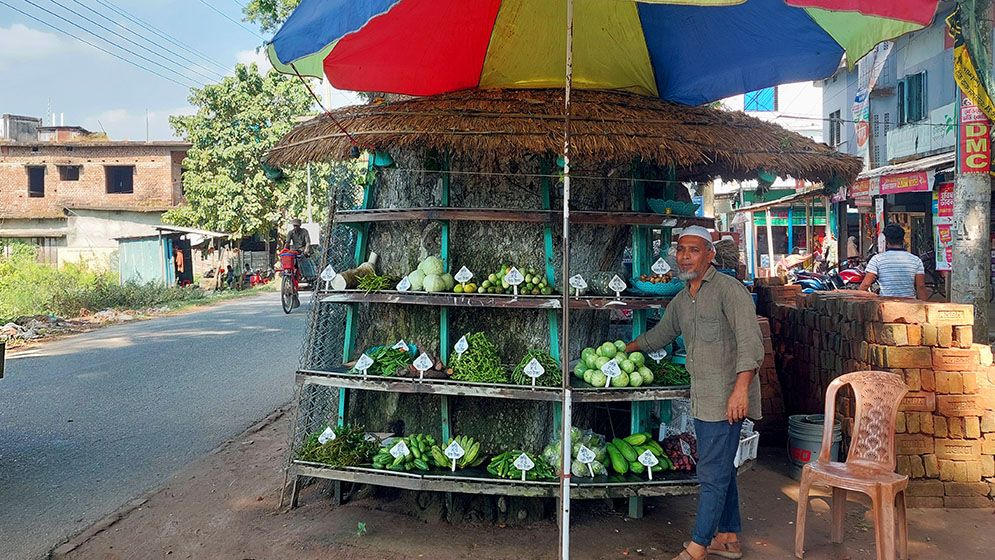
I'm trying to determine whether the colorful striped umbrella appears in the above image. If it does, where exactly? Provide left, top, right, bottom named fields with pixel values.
left=267, top=0, right=939, bottom=105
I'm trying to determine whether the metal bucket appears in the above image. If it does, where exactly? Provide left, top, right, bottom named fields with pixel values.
left=787, top=414, right=841, bottom=480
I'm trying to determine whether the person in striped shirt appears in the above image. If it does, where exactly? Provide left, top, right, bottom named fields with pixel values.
left=859, top=223, right=927, bottom=300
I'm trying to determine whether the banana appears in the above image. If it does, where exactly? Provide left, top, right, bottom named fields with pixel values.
left=463, top=441, right=480, bottom=467
left=431, top=446, right=449, bottom=468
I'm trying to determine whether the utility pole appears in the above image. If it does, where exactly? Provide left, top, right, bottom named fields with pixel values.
left=951, top=0, right=993, bottom=342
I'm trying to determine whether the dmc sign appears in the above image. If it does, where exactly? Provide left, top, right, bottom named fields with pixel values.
left=960, top=99, right=991, bottom=173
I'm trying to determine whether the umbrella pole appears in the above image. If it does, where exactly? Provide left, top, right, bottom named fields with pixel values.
left=558, top=1, right=575, bottom=559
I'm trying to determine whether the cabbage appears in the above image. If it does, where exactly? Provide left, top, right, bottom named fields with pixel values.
left=408, top=270, right=425, bottom=291
left=418, top=256, right=444, bottom=276
left=423, top=274, right=446, bottom=292
left=441, top=273, right=455, bottom=291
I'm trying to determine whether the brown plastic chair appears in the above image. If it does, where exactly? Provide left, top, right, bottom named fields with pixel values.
left=794, top=371, right=910, bottom=560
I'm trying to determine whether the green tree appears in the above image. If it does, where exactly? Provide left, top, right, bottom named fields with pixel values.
left=243, top=0, right=301, bottom=34
left=167, top=63, right=324, bottom=239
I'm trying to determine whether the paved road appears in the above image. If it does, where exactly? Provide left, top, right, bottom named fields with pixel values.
left=0, top=291, right=310, bottom=560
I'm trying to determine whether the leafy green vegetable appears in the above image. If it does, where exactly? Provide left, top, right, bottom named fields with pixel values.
left=450, top=332, right=508, bottom=383
left=511, top=349, right=562, bottom=387
left=296, top=424, right=378, bottom=467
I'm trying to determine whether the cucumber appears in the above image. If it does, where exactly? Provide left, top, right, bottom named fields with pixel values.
left=613, top=438, right=638, bottom=462
left=646, top=440, right=665, bottom=456
left=629, top=461, right=645, bottom=474
left=413, top=458, right=430, bottom=471
left=606, top=442, right=628, bottom=474
left=624, top=433, right=648, bottom=446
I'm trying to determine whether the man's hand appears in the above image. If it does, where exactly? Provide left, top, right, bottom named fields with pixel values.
left=624, top=341, right=640, bottom=353
left=726, top=371, right=754, bottom=423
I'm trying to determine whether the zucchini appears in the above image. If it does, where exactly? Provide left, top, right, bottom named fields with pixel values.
left=624, top=433, right=648, bottom=446
left=613, top=438, right=638, bottom=462
left=629, top=461, right=645, bottom=474
left=606, top=442, right=628, bottom=474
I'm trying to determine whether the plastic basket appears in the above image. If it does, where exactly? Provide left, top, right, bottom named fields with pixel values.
left=629, top=278, right=685, bottom=296
left=734, top=431, right=760, bottom=468
left=279, top=252, right=297, bottom=271
left=646, top=198, right=700, bottom=216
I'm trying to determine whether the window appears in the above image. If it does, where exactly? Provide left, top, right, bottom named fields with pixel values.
left=898, top=71, right=927, bottom=124
left=105, top=165, right=135, bottom=193
left=58, top=165, right=81, bottom=181
left=744, top=87, right=777, bottom=112
left=828, top=110, right=842, bottom=147
left=27, top=166, right=45, bottom=197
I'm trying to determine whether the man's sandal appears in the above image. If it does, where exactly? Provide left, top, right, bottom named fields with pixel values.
left=671, top=549, right=707, bottom=560
left=683, top=540, right=742, bottom=559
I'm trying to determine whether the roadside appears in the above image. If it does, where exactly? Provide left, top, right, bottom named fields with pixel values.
left=58, top=411, right=993, bottom=560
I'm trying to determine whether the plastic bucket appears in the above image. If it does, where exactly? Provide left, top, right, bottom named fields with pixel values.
left=787, top=414, right=841, bottom=480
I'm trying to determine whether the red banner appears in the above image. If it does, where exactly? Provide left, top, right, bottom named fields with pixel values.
left=879, top=171, right=932, bottom=195
left=784, top=1, right=939, bottom=26
left=960, top=99, right=991, bottom=174
left=936, top=181, right=954, bottom=218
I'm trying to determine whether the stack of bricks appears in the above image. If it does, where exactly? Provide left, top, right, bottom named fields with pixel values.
left=755, top=316, right=785, bottom=436
left=754, top=277, right=801, bottom=318
left=764, top=290, right=995, bottom=508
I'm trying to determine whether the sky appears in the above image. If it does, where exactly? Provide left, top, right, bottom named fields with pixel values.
left=0, top=0, right=360, bottom=141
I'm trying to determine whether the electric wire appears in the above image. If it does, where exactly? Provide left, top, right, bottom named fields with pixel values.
left=195, top=0, right=263, bottom=40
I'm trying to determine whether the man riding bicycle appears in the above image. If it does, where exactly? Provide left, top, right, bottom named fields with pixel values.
left=279, top=219, right=314, bottom=310
left=286, top=218, right=311, bottom=255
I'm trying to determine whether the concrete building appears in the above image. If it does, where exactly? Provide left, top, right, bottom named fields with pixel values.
left=0, top=114, right=42, bottom=143
left=0, top=136, right=189, bottom=267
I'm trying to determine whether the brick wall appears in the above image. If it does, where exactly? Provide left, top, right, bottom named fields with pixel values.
left=0, top=143, right=187, bottom=218
left=763, top=289, right=995, bottom=508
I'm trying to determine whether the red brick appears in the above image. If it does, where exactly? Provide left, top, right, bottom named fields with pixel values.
left=937, top=395, right=984, bottom=417
left=934, top=439, right=982, bottom=460
left=966, top=417, right=982, bottom=439
left=937, top=325, right=954, bottom=348
left=982, top=412, right=995, bottom=433
left=906, top=324, right=923, bottom=346
left=982, top=455, right=994, bottom=477
left=976, top=345, right=994, bottom=367
left=944, top=482, right=991, bottom=496
left=878, top=300, right=927, bottom=324
left=900, top=392, right=936, bottom=412
left=926, top=303, right=974, bottom=326
left=922, top=412, right=935, bottom=434
left=874, top=323, right=909, bottom=346
left=906, top=480, right=945, bottom=496
left=883, top=346, right=933, bottom=368
left=950, top=418, right=965, bottom=439
left=921, top=369, right=935, bottom=391
left=984, top=435, right=995, bottom=455
left=935, top=416, right=948, bottom=438
left=935, top=371, right=964, bottom=394
left=896, top=434, right=934, bottom=455
left=932, top=348, right=981, bottom=371
left=924, top=454, right=940, bottom=477
left=944, top=496, right=993, bottom=507
left=907, top=496, right=944, bottom=508
left=954, top=326, right=975, bottom=348
left=922, top=323, right=939, bottom=346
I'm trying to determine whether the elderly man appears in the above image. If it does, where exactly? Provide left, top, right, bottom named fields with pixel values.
left=626, top=226, right=764, bottom=560
left=286, top=218, right=311, bottom=255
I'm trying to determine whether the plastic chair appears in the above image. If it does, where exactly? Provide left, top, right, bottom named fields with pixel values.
left=794, top=371, right=910, bottom=560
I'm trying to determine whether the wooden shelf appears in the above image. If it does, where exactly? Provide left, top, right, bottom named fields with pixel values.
left=291, top=462, right=703, bottom=499
left=334, top=207, right=713, bottom=227
left=318, top=290, right=672, bottom=310
left=298, top=369, right=689, bottom=403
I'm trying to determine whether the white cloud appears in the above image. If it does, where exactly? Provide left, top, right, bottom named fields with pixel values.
left=235, top=48, right=271, bottom=72
left=0, top=24, right=65, bottom=68
left=81, top=106, right=195, bottom=141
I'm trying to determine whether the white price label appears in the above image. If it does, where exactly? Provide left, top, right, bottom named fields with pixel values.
left=523, top=357, right=544, bottom=388
left=576, top=445, right=596, bottom=464
left=504, top=267, right=525, bottom=286
left=651, top=258, right=671, bottom=275
left=454, top=335, right=469, bottom=358
left=319, top=265, right=336, bottom=282
left=514, top=452, right=535, bottom=481
left=392, top=339, right=409, bottom=351
left=413, top=352, right=434, bottom=380
left=608, top=274, right=627, bottom=295
left=445, top=440, right=465, bottom=472
left=662, top=218, right=678, bottom=227
left=318, top=426, right=336, bottom=444
left=355, top=353, right=374, bottom=374
left=396, top=276, right=411, bottom=292
left=569, top=274, right=588, bottom=290
left=454, top=266, right=473, bottom=284
left=680, top=439, right=694, bottom=464
left=601, top=358, right=621, bottom=388
left=638, top=449, right=659, bottom=480
left=390, top=439, right=410, bottom=459
left=648, top=348, right=668, bottom=364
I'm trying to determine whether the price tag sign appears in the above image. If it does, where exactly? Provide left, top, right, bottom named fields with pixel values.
left=601, top=358, right=621, bottom=388
left=651, top=258, right=671, bottom=275
left=454, top=335, right=469, bottom=360
left=568, top=274, right=587, bottom=297
left=648, top=348, right=668, bottom=364
left=413, top=352, right=434, bottom=381
left=514, top=452, right=535, bottom=482
left=523, top=357, right=545, bottom=389
left=680, top=439, right=696, bottom=465
left=320, top=265, right=336, bottom=291
left=608, top=274, right=627, bottom=298
left=576, top=445, right=596, bottom=477
left=318, top=426, right=336, bottom=444
left=396, top=275, right=411, bottom=292
left=638, top=449, right=659, bottom=480
left=355, top=353, right=374, bottom=376
left=445, top=440, right=465, bottom=472
left=454, top=266, right=473, bottom=285
left=662, top=218, right=678, bottom=227
left=392, top=339, right=409, bottom=352
left=504, top=267, right=525, bottom=296
left=390, top=439, right=410, bottom=459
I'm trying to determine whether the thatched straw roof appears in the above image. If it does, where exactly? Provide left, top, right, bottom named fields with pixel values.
left=267, top=89, right=860, bottom=184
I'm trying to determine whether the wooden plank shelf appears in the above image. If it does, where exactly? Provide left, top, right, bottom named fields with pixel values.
left=333, top=207, right=713, bottom=228
left=291, top=462, right=703, bottom=499
left=297, top=369, right=689, bottom=403
left=317, top=290, right=672, bottom=310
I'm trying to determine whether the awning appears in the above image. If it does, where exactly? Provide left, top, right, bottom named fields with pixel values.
left=733, top=188, right=826, bottom=213
left=154, top=225, right=228, bottom=238
left=842, top=152, right=954, bottom=200
left=856, top=152, right=954, bottom=181
left=0, top=228, right=69, bottom=238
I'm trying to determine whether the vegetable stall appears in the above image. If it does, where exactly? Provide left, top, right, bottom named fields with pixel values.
left=264, top=88, right=861, bottom=528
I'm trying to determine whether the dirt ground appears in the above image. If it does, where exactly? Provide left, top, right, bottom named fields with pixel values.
left=56, top=410, right=994, bottom=560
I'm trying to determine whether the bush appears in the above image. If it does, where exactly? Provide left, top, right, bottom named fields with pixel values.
left=0, top=242, right=208, bottom=322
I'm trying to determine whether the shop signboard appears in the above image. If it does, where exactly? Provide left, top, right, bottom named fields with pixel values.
left=849, top=177, right=877, bottom=207
left=875, top=197, right=886, bottom=252
left=932, top=182, right=954, bottom=271
left=934, top=224, right=953, bottom=271
left=878, top=171, right=933, bottom=195
left=960, top=98, right=991, bottom=174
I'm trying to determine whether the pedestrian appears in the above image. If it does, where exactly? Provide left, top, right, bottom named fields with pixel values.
left=625, top=225, right=764, bottom=560
left=859, top=223, right=927, bottom=300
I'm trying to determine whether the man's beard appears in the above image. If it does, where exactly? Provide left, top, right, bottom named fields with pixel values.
left=677, top=270, right=698, bottom=282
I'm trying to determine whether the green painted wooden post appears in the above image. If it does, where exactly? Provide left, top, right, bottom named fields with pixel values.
left=541, top=159, right=563, bottom=436
left=439, top=153, right=452, bottom=443
left=339, top=160, right=377, bottom=427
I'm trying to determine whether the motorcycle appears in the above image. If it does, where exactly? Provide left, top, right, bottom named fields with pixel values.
left=790, top=268, right=845, bottom=292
